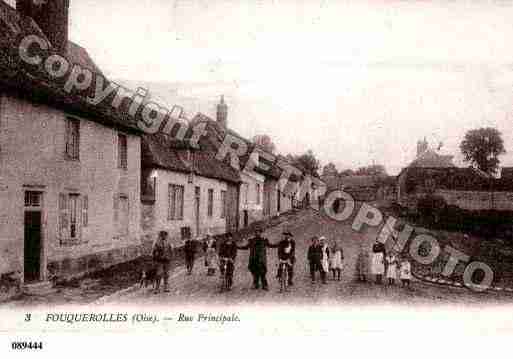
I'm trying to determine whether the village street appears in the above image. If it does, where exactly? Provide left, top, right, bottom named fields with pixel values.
left=98, top=209, right=513, bottom=307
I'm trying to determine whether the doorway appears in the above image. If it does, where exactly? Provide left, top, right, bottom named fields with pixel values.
left=243, top=210, right=249, bottom=228
left=24, top=191, right=43, bottom=283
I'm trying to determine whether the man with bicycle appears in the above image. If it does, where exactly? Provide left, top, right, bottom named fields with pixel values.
left=276, top=230, right=296, bottom=287
left=218, top=233, right=238, bottom=291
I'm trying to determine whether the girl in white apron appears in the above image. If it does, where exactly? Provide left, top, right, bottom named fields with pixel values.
left=400, top=257, right=412, bottom=287
left=371, top=240, right=385, bottom=284
left=329, top=242, right=343, bottom=281
left=385, top=253, right=398, bottom=285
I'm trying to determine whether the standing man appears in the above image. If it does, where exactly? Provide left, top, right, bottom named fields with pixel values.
left=307, top=237, right=324, bottom=283
left=152, top=231, right=173, bottom=293
left=183, top=235, right=197, bottom=275
left=276, top=231, right=296, bottom=286
left=238, top=228, right=278, bottom=290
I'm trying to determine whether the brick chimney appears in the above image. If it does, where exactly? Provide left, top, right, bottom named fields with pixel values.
left=216, top=95, right=228, bottom=129
left=17, top=0, right=70, bottom=54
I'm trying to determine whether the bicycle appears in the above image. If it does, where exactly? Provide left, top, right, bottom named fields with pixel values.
left=219, top=257, right=234, bottom=292
left=278, top=259, right=292, bottom=293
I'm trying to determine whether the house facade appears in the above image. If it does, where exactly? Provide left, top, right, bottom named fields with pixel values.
left=141, top=134, right=241, bottom=245
left=0, top=91, right=142, bottom=285
left=0, top=0, right=144, bottom=292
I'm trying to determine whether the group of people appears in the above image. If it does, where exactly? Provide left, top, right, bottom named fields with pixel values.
left=307, top=236, right=344, bottom=284
left=150, top=228, right=412, bottom=295
left=370, top=239, right=411, bottom=287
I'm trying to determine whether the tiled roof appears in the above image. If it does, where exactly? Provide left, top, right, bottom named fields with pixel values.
left=141, top=134, right=241, bottom=184
left=0, top=2, right=141, bottom=133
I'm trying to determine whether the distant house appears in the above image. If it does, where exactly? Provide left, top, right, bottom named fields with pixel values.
left=0, top=1, right=144, bottom=288
left=322, top=174, right=387, bottom=202
left=395, top=138, right=513, bottom=213
left=411, top=138, right=455, bottom=168
left=397, top=166, right=513, bottom=213
left=140, top=134, right=241, bottom=244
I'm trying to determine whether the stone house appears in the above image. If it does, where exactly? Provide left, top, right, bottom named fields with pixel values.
left=0, top=0, right=144, bottom=291
left=140, top=134, right=241, bottom=245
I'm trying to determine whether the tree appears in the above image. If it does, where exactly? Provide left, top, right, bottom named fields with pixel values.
left=252, top=134, right=276, bottom=154
left=355, top=164, right=387, bottom=176
left=460, top=127, right=506, bottom=175
left=322, top=162, right=338, bottom=177
left=287, top=150, right=320, bottom=177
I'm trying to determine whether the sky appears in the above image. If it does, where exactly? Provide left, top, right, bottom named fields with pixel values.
left=57, top=0, right=513, bottom=174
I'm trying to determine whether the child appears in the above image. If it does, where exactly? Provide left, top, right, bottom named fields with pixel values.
left=385, top=252, right=398, bottom=285
left=400, top=257, right=412, bottom=287
left=329, top=241, right=344, bottom=281
left=371, top=239, right=386, bottom=284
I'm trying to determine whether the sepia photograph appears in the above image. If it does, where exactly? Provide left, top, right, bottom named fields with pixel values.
left=1, top=0, right=513, bottom=356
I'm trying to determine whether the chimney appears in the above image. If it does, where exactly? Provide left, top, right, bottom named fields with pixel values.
left=416, top=137, right=428, bottom=157
left=216, top=95, right=228, bottom=129
left=16, top=0, right=70, bottom=54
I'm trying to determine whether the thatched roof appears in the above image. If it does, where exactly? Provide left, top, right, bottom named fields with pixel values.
left=0, top=1, right=141, bottom=133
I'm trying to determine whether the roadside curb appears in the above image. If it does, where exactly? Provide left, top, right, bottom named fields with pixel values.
left=93, top=266, right=188, bottom=305
left=412, top=272, right=513, bottom=294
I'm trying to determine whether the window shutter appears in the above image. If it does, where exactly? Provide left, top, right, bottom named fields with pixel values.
left=167, top=184, right=175, bottom=220
left=113, top=194, right=119, bottom=222
left=82, top=195, right=88, bottom=227
left=75, top=121, right=80, bottom=160
left=59, top=193, right=68, bottom=243
left=65, top=120, right=71, bottom=156
left=178, top=186, right=184, bottom=220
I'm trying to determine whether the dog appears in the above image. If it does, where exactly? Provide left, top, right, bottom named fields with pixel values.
left=140, top=266, right=159, bottom=290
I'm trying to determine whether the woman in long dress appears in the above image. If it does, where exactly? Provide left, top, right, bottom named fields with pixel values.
left=371, top=239, right=386, bottom=284
left=329, top=241, right=344, bottom=281
left=203, top=234, right=217, bottom=276
left=319, top=236, right=330, bottom=283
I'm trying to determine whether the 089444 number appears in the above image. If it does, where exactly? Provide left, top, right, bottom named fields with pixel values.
left=11, top=342, right=43, bottom=350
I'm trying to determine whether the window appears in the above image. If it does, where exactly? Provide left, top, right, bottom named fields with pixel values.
left=207, top=189, right=214, bottom=217
left=59, top=193, right=86, bottom=245
left=24, top=191, right=42, bottom=207
left=256, top=183, right=261, bottom=205
left=220, top=190, right=227, bottom=219
left=65, top=118, right=80, bottom=160
left=242, top=183, right=249, bottom=204
left=168, top=184, right=184, bottom=220
left=118, top=134, right=128, bottom=169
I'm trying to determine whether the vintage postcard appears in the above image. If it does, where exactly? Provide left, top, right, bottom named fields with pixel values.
left=1, top=0, right=513, bottom=356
